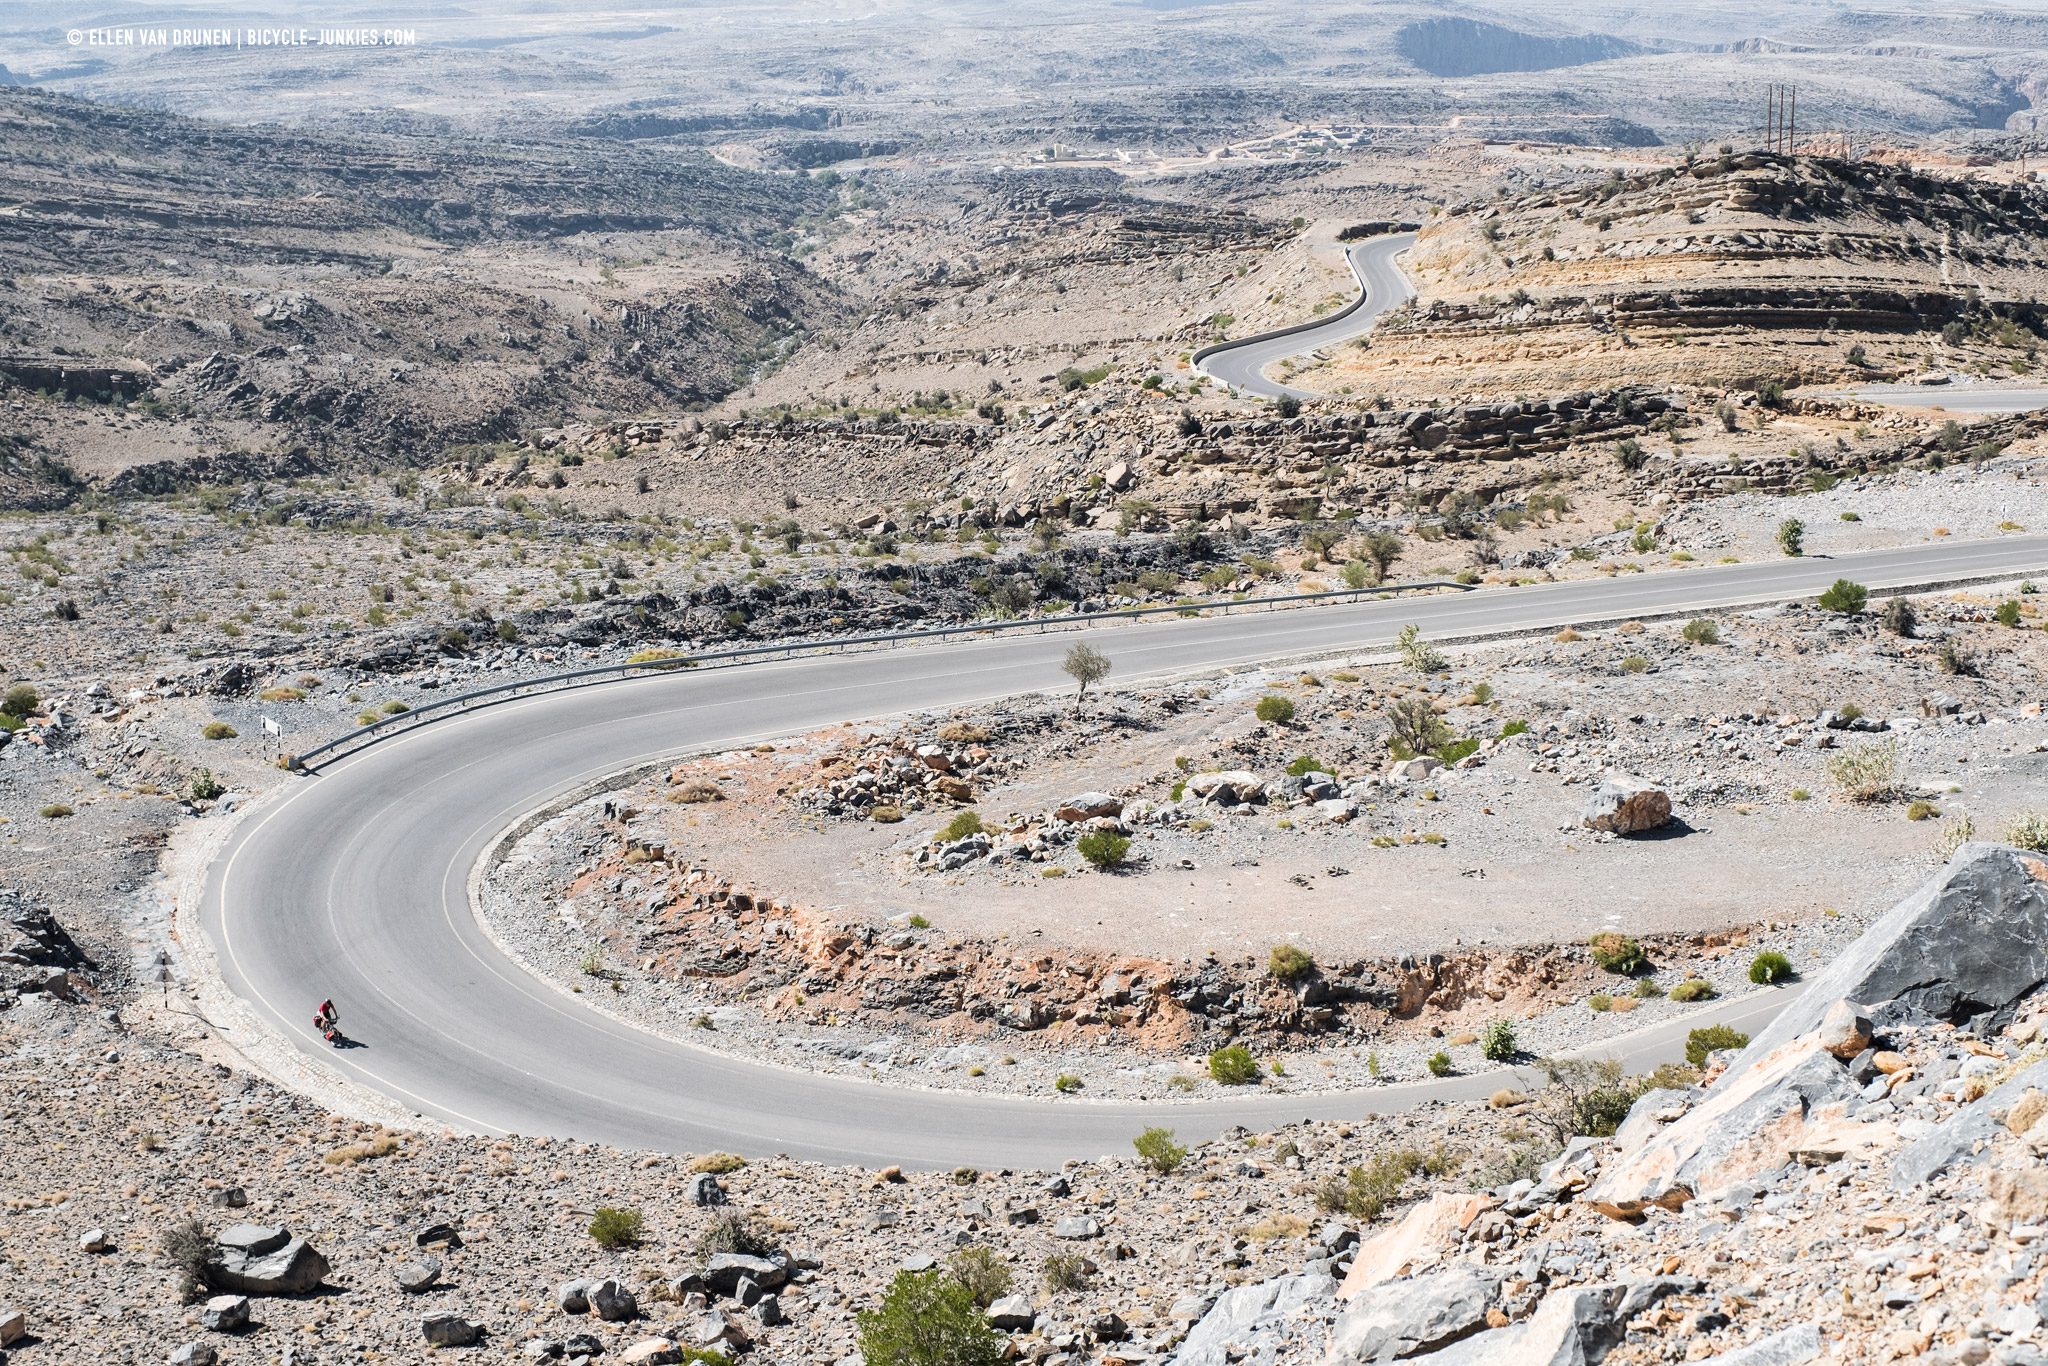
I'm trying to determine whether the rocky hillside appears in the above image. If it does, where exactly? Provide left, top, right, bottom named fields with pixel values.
left=0, top=87, right=846, bottom=488
left=1314, top=153, right=2048, bottom=399
left=1179, top=842, right=2048, bottom=1364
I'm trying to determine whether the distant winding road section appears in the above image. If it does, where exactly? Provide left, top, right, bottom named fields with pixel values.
left=202, top=536, right=2048, bottom=1167
left=1194, top=233, right=1417, bottom=400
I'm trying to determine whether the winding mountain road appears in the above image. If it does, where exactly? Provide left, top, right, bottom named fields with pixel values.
left=200, top=535, right=2048, bottom=1166
left=1194, top=234, right=1416, bottom=400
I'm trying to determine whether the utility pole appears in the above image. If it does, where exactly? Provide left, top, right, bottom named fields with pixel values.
left=1762, top=83, right=1800, bottom=155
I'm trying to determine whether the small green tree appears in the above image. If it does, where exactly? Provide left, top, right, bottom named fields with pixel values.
left=1062, top=643, right=1110, bottom=708
left=1358, top=531, right=1404, bottom=583
left=1817, top=579, right=1868, bottom=615
left=1076, top=830, right=1130, bottom=869
left=1776, top=518, right=1805, bottom=557
left=1427, top=1050, right=1453, bottom=1077
left=1997, top=600, right=2023, bottom=628
left=1341, top=559, right=1372, bottom=591
left=1133, top=1126, right=1188, bottom=1174
left=1209, top=1045, right=1260, bottom=1084
left=857, top=1269, right=1005, bottom=1366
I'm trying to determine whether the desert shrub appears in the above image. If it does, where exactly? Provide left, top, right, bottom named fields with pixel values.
left=1881, top=597, right=1917, bottom=637
left=1634, top=977, right=1665, bottom=999
left=1268, top=944, right=1316, bottom=981
left=1615, top=438, right=1646, bottom=472
left=857, top=1268, right=1005, bottom=1366
left=1286, top=754, right=1330, bottom=778
left=937, top=721, right=990, bottom=744
left=1776, top=518, right=1805, bottom=557
left=189, top=769, right=225, bottom=802
left=1588, top=993, right=1614, bottom=1013
left=695, top=1212, right=771, bottom=1258
left=871, top=805, right=905, bottom=823
left=1209, top=1045, right=1260, bottom=1085
left=1315, top=1147, right=1441, bottom=1221
left=1133, top=1126, right=1188, bottom=1174
left=673, top=779, right=724, bottom=804
left=1479, top=1018, right=1517, bottom=1062
left=946, top=1246, right=1014, bottom=1309
left=1998, top=600, right=2024, bottom=628
left=1686, top=1025, right=1751, bottom=1067
left=1936, top=638, right=1976, bottom=676
left=1396, top=623, right=1446, bottom=674
left=588, top=1206, right=646, bottom=1249
left=1619, top=655, right=1649, bottom=674
left=322, top=1131, right=400, bottom=1165
left=1668, top=978, right=1715, bottom=1003
left=201, top=721, right=237, bottom=741
left=38, top=803, right=72, bottom=819
left=1, top=684, right=40, bottom=718
left=161, top=1216, right=218, bottom=1302
left=1588, top=932, right=1647, bottom=975
left=1076, top=830, right=1130, bottom=869
left=1054, top=1073, right=1082, bottom=1093
left=1681, top=618, right=1720, bottom=645
left=691, top=1152, right=747, bottom=1174
left=1254, top=695, right=1296, bottom=725
left=937, top=810, right=984, bottom=842
left=1817, top=579, right=1868, bottom=615
left=1427, top=1050, right=1453, bottom=1077
left=1825, top=739, right=1898, bottom=802
left=1748, top=951, right=1794, bottom=985
left=2008, top=812, right=2048, bottom=852
left=1043, top=1252, right=1091, bottom=1293
left=1532, top=1057, right=1642, bottom=1143
left=1906, top=800, right=1938, bottom=821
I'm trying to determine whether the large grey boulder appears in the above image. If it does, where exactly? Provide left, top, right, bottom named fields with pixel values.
left=1168, top=1268, right=1338, bottom=1366
left=703, top=1252, right=787, bottom=1295
left=421, top=1311, right=485, bottom=1346
left=212, top=1225, right=330, bottom=1296
left=1579, top=774, right=1672, bottom=834
left=1704, top=1322, right=1822, bottom=1364
left=169, top=1344, right=218, bottom=1366
left=987, top=1293, right=1036, bottom=1331
left=1418, top=1279, right=1688, bottom=1365
left=1055, top=792, right=1122, bottom=822
left=393, top=1257, right=441, bottom=1294
left=589, top=1277, right=638, bottom=1322
left=1745, top=844, right=2048, bottom=1055
left=1584, top=1037, right=1865, bottom=1217
left=1325, top=1264, right=1503, bottom=1360
left=199, top=1294, right=250, bottom=1331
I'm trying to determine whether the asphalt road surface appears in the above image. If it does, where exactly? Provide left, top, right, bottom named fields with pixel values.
left=201, top=535, right=2048, bottom=1166
left=1848, top=383, right=2048, bottom=415
left=1194, top=234, right=1416, bottom=400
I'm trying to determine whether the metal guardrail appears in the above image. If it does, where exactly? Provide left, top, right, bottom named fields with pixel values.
left=292, top=575, right=1474, bottom=769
